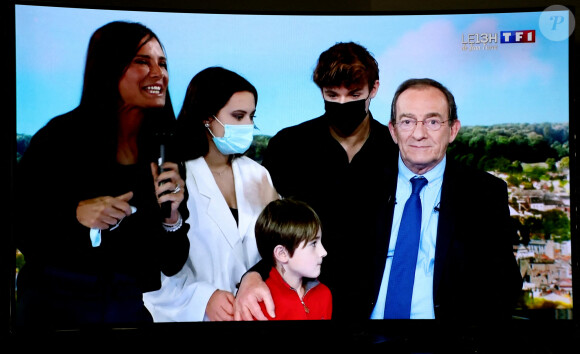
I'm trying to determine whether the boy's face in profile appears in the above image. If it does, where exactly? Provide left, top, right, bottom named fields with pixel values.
left=286, top=228, right=327, bottom=279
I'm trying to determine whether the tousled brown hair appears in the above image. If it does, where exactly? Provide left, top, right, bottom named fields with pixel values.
left=255, top=199, right=321, bottom=267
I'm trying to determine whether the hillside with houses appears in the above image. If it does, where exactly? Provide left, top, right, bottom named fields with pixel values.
left=494, top=162, right=572, bottom=317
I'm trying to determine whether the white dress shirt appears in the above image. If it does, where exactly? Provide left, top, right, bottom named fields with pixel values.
left=371, top=154, right=445, bottom=319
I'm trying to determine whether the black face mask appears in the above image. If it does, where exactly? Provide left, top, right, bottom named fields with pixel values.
left=324, top=96, right=369, bottom=136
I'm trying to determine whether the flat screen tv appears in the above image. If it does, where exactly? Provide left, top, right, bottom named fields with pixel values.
left=6, top=0, right=579, bottom=350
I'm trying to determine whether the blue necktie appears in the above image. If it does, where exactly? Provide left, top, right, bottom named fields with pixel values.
left=384, top=176, right=428, bottom=319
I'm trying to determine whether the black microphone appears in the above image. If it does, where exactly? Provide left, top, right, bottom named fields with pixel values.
left=157, top=133, right=172, bottom=218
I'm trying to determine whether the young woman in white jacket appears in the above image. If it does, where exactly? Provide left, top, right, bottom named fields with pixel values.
left=143, top=66, right=278, bottom=321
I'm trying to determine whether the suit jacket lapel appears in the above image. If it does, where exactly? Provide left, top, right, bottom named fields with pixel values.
left=372, top=166, right=398, bottom=304
left=187, top=158, right=241, bottom=250
left=433, top=162, right=456, bottom=305
left=232, top=158, right=252, bottom=242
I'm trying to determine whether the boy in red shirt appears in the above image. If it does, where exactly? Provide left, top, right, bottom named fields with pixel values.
left=254, top=199, right=332, bottom=320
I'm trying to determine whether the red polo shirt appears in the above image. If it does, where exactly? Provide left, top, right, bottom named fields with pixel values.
left=260, top=267, right=332, bottom=320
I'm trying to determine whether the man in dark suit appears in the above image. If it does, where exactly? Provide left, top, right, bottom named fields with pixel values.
left=370, top=78, right=522, bottom=320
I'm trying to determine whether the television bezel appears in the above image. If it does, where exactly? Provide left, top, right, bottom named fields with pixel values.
left=5, top=0, right=579, bottom=350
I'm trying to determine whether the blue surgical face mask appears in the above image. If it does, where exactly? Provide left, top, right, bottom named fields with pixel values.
left=207, top=116, right=254, bottom=155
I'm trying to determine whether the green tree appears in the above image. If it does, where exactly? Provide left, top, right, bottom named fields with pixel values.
left=245, top=135, right=271, bottom=163
left=559, top=156, right=570, bottom=170
left=523, top=216, right=544, bottom=238
left=506, top=175, right=520, bottom=187
left=526, top=165, right=548, bottom=181
left=509, top=160, right=523, bottom=173
left=546, top=158, right=556, bottom=171
left=542, top=209, right=570, bottom=240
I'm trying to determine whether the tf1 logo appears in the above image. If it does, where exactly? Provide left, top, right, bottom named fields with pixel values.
left=500, top=30, right=536, bottom=43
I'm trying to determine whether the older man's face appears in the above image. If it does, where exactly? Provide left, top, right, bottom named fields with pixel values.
left=388, top=86, right=461, bottom=175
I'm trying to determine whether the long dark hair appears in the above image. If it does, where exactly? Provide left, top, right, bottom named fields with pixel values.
left=175, top=66, right=258, bottom=161
left=79, top=21, right=176, bottom=162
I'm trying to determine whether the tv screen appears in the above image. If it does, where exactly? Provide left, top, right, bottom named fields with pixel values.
left=8, top=0, right=579, bottom=350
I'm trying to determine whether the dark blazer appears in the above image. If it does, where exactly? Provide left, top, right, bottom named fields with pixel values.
left=15, top=108, right=190, bottom=327
left=373, top=158, right=523, bottom=321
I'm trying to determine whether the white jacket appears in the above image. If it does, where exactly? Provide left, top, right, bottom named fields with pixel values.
left=143, top=156, right=278, bottom=322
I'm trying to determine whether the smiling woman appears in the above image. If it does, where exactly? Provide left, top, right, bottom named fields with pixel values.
left=118, top=38, right=168, bottom=111
left=14, top=21, right=190, bottom=329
